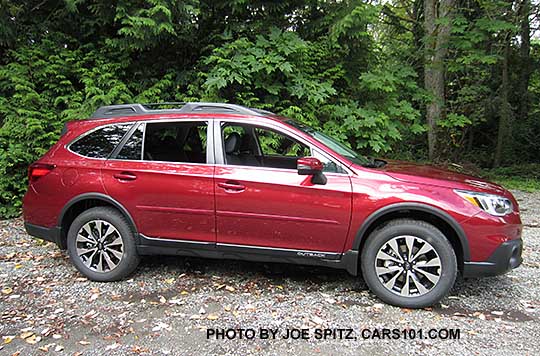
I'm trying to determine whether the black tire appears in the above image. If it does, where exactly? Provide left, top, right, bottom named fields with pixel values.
left=361, top=219, right=457, bottom=308
left=67, top=207, right=140, bottom=281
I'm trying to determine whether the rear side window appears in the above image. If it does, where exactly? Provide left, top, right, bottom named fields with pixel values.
left=70, top=124, right=131, bottom=158
left=143, top=121, right=208, bottom=163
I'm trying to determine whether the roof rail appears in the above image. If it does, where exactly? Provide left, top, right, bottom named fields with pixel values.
left=90, top=102, right=274, bottom=119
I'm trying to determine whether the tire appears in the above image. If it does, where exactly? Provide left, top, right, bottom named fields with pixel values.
left=361, top=219, right=457, bottom=308
left=67, top=207, right=140, bottom=281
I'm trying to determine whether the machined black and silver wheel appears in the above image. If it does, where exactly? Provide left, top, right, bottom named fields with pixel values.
left=76, top=220, right=124, bottom=272
left=361, top=219, right=457, bottom=308
left=375, top=235, right=441, bottom=297
left=67, top=207, right=140, bottom=281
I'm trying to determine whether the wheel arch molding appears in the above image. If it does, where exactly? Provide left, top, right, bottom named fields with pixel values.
left=351, top=202, right=471, bottom=262
left=58, top=193, right=139, bottom=248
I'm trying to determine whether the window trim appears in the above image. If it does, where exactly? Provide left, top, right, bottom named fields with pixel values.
left=214, top=120, right=351, bottom=175
left=66, top=122, right=134, bottom=160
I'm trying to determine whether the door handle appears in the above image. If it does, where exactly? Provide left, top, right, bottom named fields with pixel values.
left=218, top=181, right=246, bottom=192
left=113, top=172, right=137, bottom=181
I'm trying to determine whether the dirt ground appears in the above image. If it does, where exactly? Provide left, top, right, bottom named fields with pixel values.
left=1, top=190, right=539, bottom=356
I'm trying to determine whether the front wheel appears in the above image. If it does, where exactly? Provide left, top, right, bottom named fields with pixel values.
left=361, top=219, right=457, bottom=308
left=67, top=207, right=140, bottom=281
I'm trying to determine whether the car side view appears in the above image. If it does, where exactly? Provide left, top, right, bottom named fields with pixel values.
left=23, top=102, right=523, bottom=308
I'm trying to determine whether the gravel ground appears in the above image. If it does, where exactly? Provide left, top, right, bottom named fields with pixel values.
left=1, top=191, right=539, bottom=356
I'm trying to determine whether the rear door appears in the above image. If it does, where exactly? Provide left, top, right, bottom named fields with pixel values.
left=102, top=120, right=216, bottom=243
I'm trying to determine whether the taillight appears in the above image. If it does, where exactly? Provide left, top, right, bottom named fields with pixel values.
left=28, top=163, right=56, bottom=182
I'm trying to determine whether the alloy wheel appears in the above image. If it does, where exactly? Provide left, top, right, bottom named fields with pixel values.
left=75, top=220, right=124, bottom=273
left=375, top=235, right=442, bottom=297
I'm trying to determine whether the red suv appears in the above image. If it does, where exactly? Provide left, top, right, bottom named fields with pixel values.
left=23, top=102, right=523, bottom=308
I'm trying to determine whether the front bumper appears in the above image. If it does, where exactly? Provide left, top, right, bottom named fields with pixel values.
left=24, top=222, right=63, bottom=248
left=463, top=239, right=523, bottom=277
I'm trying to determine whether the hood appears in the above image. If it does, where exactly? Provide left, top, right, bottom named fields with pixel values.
left=362, top=160, right=506, bottom=194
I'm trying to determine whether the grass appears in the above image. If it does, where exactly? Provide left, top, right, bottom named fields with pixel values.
left=480, top=163, right=540, bottom=192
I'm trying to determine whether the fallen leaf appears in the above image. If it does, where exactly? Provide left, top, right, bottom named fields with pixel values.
left=224, top=305, right=232, bottom=312
left=2, top=336, right=14, bottom=344
left=1, top=287, right=12, bottom=295
left=159, top=295, right=167, bottom=304
left=25, top=335, right=41, bottom=344
left=54, top=345, right=64, bottom=352
left=225, top=286, right=235, bottom=292
left=180, top=290, right=189, bottom=295
left=207, top=314, right=219, bottom=320
left=164, top=278, right=175, bottom=284
left=79, top=340, right=91, bottom=345
left=14, top=264, right=22, bottom=269
left=19, top=331, right=34, bottom=340
left=491, top=311, right=504, bottom=316
left=105, top=343, right=120, bottom=351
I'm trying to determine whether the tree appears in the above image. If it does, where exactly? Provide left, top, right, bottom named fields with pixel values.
left=423, top=0, right=455, bottom=160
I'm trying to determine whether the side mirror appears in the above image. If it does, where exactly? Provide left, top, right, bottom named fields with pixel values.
left=297, top=157, right=327, bottom=185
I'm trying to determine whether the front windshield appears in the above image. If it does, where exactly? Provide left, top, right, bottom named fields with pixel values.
left=286, top=120, right=371, bottom=166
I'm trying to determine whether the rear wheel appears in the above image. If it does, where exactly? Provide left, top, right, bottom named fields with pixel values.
left=67, top=207, right=140, bottom=281
left=361, top=219, right=457, bottom=308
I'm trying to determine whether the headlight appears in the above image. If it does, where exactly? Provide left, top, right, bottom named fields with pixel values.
left=455, top=190, right=513, bottom=216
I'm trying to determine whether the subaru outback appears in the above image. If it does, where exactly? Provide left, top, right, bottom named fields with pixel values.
left=23, top=102, right=523, bottom=308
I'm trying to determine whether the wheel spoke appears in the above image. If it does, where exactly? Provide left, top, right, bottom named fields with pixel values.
left=387, top=239, right=403, bottom=262
left=83, top=250, right=98, bottom=268
left=102, top=251, right=115, bottom=271
left=96, top=252, right=104, bottom=272
left=106, top=236, right=122, bottom=247
left=410, top=272, right=429, bottom=295
left=77, top=247, right=97, bottom=256
left=405, top=236, right=415, bottom=261
left=400, top=271, right=410, bottom=296
left=376, top=265, right=401, bottom=276
left=377, top=250, right=402, bottom=264
left=416, top=257, right=441, bottom=268
left=102, top=223, right=115, bottom=241
left=413, top=266, right=440, bottom=284
left=410, top=243, right=433, bottom=262
left=105, top=247, right=123, bottom=260
left=77, top=233, right=95, bottom=244
left=383, top=269, right=403, bottom=290
left=82, top=224, right=95, bottom=240
left=95, top=221, right=103, bottom=239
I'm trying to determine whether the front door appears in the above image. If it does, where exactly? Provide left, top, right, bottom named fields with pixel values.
left=102, top=120, right=216, bottom=243
left=214, top=121, right=352, bottom=253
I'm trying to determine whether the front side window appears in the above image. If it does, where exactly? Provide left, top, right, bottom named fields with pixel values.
left=143, top=121, right=207, bottom=163
left=70, top=124, right=131, bottom=158
left=222, top=123, right=310, bottom=170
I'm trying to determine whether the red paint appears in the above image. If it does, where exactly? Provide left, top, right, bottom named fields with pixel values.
left=23, top=112, right=522, bottom=265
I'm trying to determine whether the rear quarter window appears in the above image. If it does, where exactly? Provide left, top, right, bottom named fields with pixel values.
left=69, top=124, right=131, bottom=158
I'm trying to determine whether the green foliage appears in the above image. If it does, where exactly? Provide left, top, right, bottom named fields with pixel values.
left=0, top=0, right=539, bottom=217
left=481, top=164, right=540, bottom=192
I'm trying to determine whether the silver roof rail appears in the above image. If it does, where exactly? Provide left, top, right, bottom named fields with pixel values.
left=91, top=102, right=274, bottom=118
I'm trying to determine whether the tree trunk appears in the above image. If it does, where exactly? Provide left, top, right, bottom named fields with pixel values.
left=494, top=38, right=511, bottom=168
left=424, top=0, right=455, bottom=160
left=517, top=0, right=531, bottom=122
